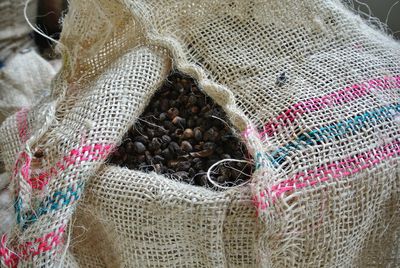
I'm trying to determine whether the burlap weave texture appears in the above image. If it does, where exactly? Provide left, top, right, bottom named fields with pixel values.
left=0, top=0, right=399, bottom=267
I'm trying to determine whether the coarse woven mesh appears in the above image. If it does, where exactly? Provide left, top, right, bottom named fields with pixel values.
left=0, top=0, right=399, bottom=267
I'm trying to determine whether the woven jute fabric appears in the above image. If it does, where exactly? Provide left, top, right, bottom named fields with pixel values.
left=0, top=0, right=399, bottom=267
left=0, top=0, right=37, bottom=63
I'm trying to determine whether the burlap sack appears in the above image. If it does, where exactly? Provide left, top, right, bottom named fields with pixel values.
left=0, top=0, right=37, bottom=63
left=0, top=0, right=399, bottom=267
left=0, top=50, right=56, bottom=119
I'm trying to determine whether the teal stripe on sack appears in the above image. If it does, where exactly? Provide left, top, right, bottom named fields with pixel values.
left=20, top=181, right=84, bottom=230
left=269, top=103, right=400, bottom=166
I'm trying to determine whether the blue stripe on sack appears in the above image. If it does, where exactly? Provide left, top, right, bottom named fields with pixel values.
left=20, top=181, right=84, bottom=229
left=269, top=103, right=400, bottom=166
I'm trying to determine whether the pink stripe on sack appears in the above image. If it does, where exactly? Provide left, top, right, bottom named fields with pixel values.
left=13, top=152, right=32, bottom=180
left=28, top=143, right=113, bottom=190
left=0, top=235, right=18, bottom=268
left=16, top=108, right=30, bottom=143
left=253, top=139, right=400, bottom=211
left=259, top=75, right=400, bottom=138
left=18, top=226, right=65, bottom=258
left=0, top=226, right=66, bottom=267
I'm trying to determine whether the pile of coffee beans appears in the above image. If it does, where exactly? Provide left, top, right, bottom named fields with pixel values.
left=109, top=72, right=253, bottom=189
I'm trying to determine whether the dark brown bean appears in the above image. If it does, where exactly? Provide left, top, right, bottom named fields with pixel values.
left=180, top=141, right=193, bottom=153
left=188, top=95, right=197, bottom=105
left=161, top=135, right=171, bottom=145
left=149, top=138, right=161, bottom=152
left=133, top=136, right=149, bottom=145
left=176, top=161, right=191, bottom=171
left=172, top=116, right=186, bottom=127
left=133, top=142, right=146, bottom=154
left=183, top=128, right=194, bottom=139
left=168, top=142, right=180, bottom=155
left=190, top=106, right=199, bottom=114
left=167, top=107, right=179, bottom=119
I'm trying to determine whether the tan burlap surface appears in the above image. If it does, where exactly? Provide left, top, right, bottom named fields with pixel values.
left=0, top=0, right=399, bottom=267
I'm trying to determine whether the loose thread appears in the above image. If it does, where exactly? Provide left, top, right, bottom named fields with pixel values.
left=24, top=0, right=61, bottom=46
left=206, top=159, right=252, bottom=190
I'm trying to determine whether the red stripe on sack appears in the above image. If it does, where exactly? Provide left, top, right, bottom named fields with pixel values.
left=254, top=139, right=400, bottom=211
left=0, top=226, right=66, bottom=267
left=259, top=75, right=400, bottom=138
left=18, top=226, right=65, bottom=258
left=13, top=152, right=32, bottom=180
left=16, top=108, right=30, bottom=143
left=0, top=235, right=19, bottom=268
left=28, top=143, right=113, bottom=190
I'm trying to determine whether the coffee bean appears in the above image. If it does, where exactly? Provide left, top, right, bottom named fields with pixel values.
left=180, top=141, right=193, bottom=153
left=181, top=79, right=191, bottom=92
left=173, top=83, right=185, bottom=93
left=133, top=135, right=149, bottom=145
left=125, top=141, right=135, bottom=154
left=172, top=129, right=184, bottom=140
left=177, top=161, right=191, bottom=171
left=167, top=107, right=179, bottom=119
left=133, top=142, right=146, bottom=154
left=168, top=141, right=180, bottom=155
left=216, top=147, right=224, bottom=155
left=149, top=138, right=161, bottom=152
left=153, top=155, right=165, bottom=164
left=187, top=118, right=196, bottom=128
left=203, top=142, right=216, bottom=151
left=183, top=128, right=194, bottom=139
left=216, top=176, right=227, bottom=183
left=188, top=95, right=197, bottom=105
left=161, top=148, right=173, bottom=160
left=160, top=99, right=169, bottom=112
left=221, top=154, right=231, bottom=159
left=172, top=116, right=186, bottom=128
left=163, top=120, right=176, bottom=132
left=169, top=100, right=178, bottom=107
left=193, top=160, right=204, bottom=170
left=201, top=119, right=213, bottom=129
left=136, top=154, right=146, bottom=163
left=204, top=127, right=219, bottom=142
left=197, top=96, right=206, bottom=107
left=159, top=112, right=167, bottom=121
left=178, top=95, right=188, bottom=104
left=195, top=175, right=208, bottom=186
left=161, top=135, right=171, bottom=145
left=147, top=129, right=155, bottom=139
left=194, top=127, right=203, bottom=141
left=190, top=106, right=199, bottom=114
left=200, top=105, right=211, bottom=114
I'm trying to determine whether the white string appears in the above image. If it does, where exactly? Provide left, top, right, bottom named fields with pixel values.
left=24, top=0, right=61, bottom=45
left=386, top=1, right=399, bottom=25
left=206, top=159, right=252, bottom=190
left=58, top=222, right=72, bottom=268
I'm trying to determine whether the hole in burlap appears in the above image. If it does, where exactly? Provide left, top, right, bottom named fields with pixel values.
left=108, top=71, right=255, bottom=190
